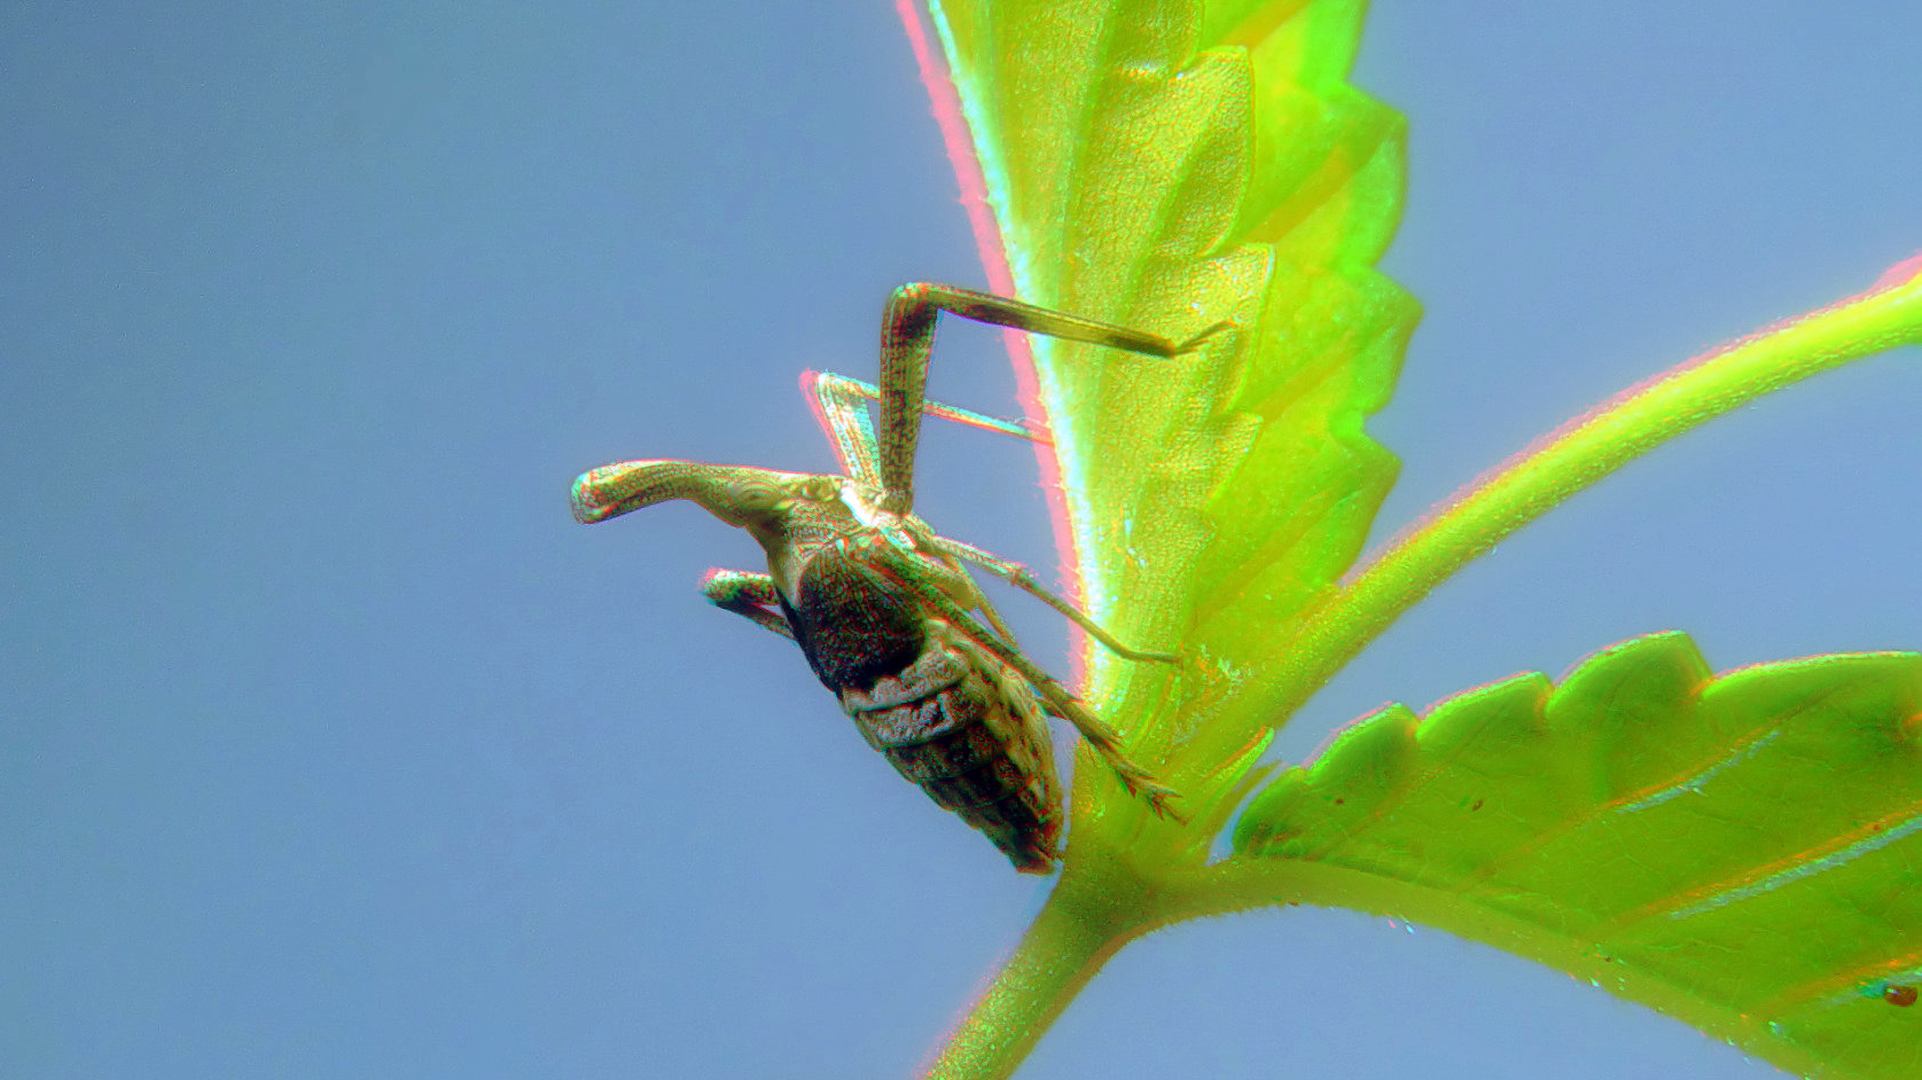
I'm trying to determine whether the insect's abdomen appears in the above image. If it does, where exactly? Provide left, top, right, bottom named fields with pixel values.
left=837, top=641, right=1060, bottom=872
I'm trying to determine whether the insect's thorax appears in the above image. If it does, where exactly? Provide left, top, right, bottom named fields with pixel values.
left=744, top=484, right=941, bottom=693
left=748, top=480, right=909, bottom=593
left=748, top=490, right=860, bottom=593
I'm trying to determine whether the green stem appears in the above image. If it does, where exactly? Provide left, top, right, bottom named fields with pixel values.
left=918, top=868, right=1144, bottom=1080
left=1269, top=259, right=1922, bottom=723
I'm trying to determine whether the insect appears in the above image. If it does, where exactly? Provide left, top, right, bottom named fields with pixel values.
left=571, top=283, right=1223, bottom=871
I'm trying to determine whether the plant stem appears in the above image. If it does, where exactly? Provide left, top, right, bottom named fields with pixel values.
left=917, top=868, right=1141, bottom=1080
left=1268, top=258, right=1922, bottom=725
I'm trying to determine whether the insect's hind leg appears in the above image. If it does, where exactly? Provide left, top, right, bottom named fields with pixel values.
left=932, top=535, right=1176, bottom=664
left=991, top=642, right=1187, bottom=823
left=915, top=585, right=1185, bottom=822
left=699, top=569, right=796, bottom=642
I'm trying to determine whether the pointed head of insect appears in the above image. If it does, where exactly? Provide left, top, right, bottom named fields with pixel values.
left=571, top=459, right=841, bottom=533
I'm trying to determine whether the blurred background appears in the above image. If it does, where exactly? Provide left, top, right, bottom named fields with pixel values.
left=4, top=2, right=1919, bottom=1076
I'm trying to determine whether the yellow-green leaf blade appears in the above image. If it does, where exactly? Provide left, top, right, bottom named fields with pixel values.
left=922, top=0, right=1418, bottom=837
left=1234, top=631, right=1922, bottom=1080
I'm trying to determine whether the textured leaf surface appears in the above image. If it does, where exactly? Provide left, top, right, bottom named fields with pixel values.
left=1235, top=632, right=1922, bottom=1080
left=922, top=0, right=1418, bottom=837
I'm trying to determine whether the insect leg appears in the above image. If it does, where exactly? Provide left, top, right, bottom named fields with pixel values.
left=910, top=581, right=1184, bottom=821
left=698, top=569, right=796, bottom=642
left=962, top=583, right=1024, bottom=652
left=980, top=638, right=1186, bottom=822
left=847, top=525, right=1028, bottom=651
left=931, top=536, right=1176, bottom=664
left=808, top=372, right=1047, bottom=492
left=875, top=282, right=1232, bottom=514
left=806, top=373, right=885, bottom=492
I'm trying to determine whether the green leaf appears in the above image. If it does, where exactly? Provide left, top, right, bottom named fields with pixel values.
left=922, top=0, right=1418, bottom=850
left=1234, top=631, right=1922, bottom=1080
left=910, top=3, right=1922, bottom=1076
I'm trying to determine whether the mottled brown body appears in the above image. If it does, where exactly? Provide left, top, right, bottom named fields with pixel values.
left=779, top=536, right=1061, bottom=869
left=839, top=637, right=1060, bottom=871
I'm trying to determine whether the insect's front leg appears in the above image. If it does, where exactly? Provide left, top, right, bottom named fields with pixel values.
left=809, top=371, right=1048, bottom=493
left=873, top=282, right=1232, bottom=514
left=698, top=568, right=796, bottom=643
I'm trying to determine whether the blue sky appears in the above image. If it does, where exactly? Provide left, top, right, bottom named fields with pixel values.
left=4, top=2, right=1919, bottom=1077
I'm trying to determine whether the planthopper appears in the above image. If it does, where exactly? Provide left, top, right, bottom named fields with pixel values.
left=571, top=283, right=1223, bottom=871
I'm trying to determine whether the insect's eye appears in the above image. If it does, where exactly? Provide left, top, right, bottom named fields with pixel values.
left=728, top=479, right=786, bottom=513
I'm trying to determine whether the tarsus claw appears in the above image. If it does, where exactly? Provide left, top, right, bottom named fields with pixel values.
left=1174, top=320, right=1237, bottom=354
